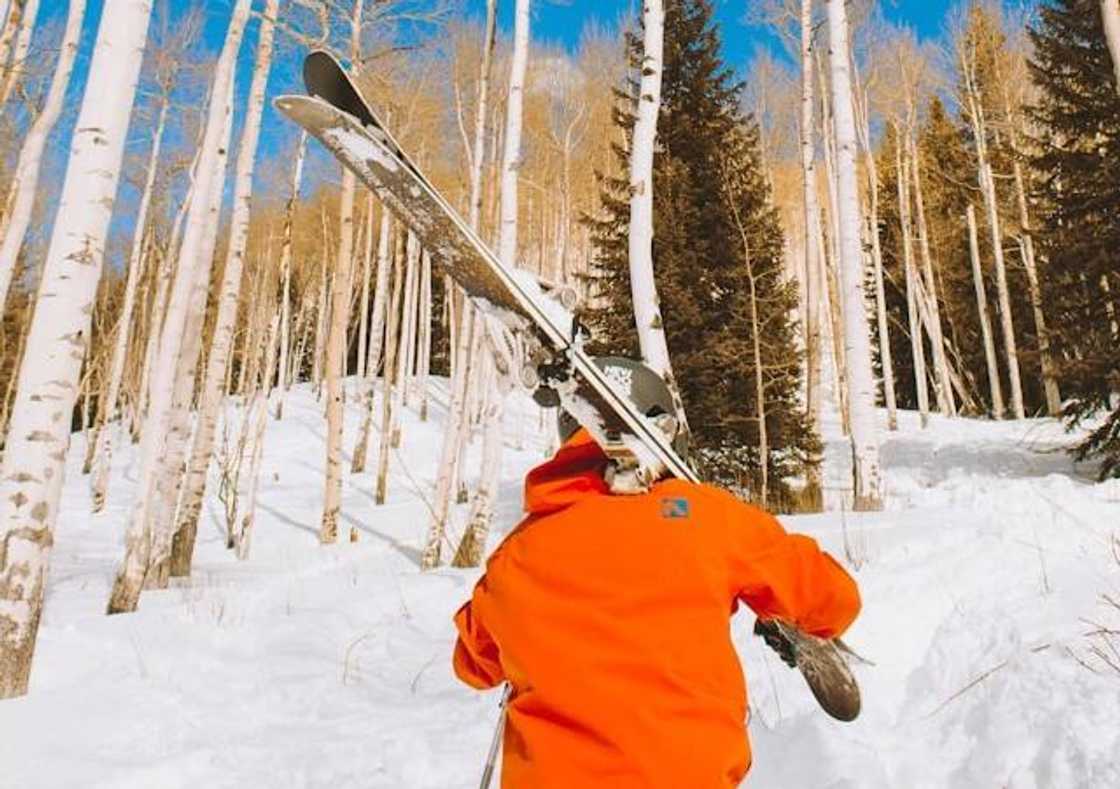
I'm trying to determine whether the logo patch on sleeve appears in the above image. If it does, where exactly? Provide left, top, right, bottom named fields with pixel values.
left=660, top=497, right=691, bottom=519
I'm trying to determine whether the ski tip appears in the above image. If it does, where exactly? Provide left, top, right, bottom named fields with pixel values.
left=303, top=49, right=342, bottom=96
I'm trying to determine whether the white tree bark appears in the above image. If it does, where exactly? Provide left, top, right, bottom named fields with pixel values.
left=967, top=204, right=1005, bottom=418
left=0, top=0, right=37, bottom=109
left=0, top=0, right=152, bottom=698
left=497, top=0, right=530, bottom=267
left=470, top=0, right=498, bottom=230
left=0, top=0, right=83, bottom=312
left=234, top=310, right=279, bottom=561
left=320, top=0, right=364, bottom=541
left=275, top=131, right=309, bottom=419
left=1103, top=0, right=1120, bottom=96
left=628, top=0, right=685, bottom=421
left=826, top=0, right=882, bottom=510
left=351, top=211, right=392, bottom=471
left=107, top=0, right=250, bottom=614
left=799, top=0, right=825, bottom=436
left=375, top=238, right=406, bottom=505
left=89, top=93, right=169, bottom=512
left=851, top=60, right=897, bottom=433
left=172, top=0, right=277, bottom=572
left=895, top=133, right=930, bottom=428
left=1010, top=156, right=1061, bottom=416
left=357, top=194, right=375, bottom=380
left=907, top=132, right=956, bottom=417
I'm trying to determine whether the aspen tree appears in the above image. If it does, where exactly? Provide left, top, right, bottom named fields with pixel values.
left=797, top=0, right=824, bottom=432
left=356, top=194, right=375, bottom=380
left=108, top=0, right=250, bottom=614
left=425, top=2, right=497, bottom=566
left=375, top=237, right=406, bottom=505
left=174, top=0, right=279, bottom=568
left=895, top=126, right=930, bottom=427
left=497, top=0, right=530, bottom=267
left=959, top=21, right=1025, bottom=419
left=321, top=0, right=365, bottom=544
left=89, top=95, right=168, bottom=511
left=967, top=204, right=1005, bottom=417
left=628, top=0, right=686, bottom=422
left=352, top=212, right=392, bottom=471
left=907, top=130, right=955, bottom=416
left=0, top=0, right=83, bottom=312
left=826, top=0, right=882, bottom=509
left=275, top=131, right=309, bottom=419
left=0, top=0, right=35, bottom=109
left=851, top=57, right=897, bottom=432
left=0, top=0, right=152, bottom=697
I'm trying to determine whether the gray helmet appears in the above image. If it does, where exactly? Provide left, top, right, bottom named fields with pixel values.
left=557, top=356, right=688, bottom=457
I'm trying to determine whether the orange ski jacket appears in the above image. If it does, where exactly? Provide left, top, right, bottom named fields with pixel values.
left=453, top=431, right=860, bottom=788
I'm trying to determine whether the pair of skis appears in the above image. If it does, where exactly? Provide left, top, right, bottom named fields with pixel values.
left=275, top=52, right=862, bottom=725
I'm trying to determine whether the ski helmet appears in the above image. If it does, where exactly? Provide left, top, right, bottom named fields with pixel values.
left=557, top=356, right=688, bottom=457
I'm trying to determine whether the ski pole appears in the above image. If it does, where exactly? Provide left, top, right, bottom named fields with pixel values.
left=480, top=684, right=512, bottom=789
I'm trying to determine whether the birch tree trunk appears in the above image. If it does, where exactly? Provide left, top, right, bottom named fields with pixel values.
left=852, top=75, right=897, bottom=432
left=967, top=204, right=1005, bottom=417
left=89, top=93, right=168, bottom=511
left=1010, top=157, right=1061, bottom=415
left=470, top=0, right=498, bottom=231
left=962, top=48, right=1025, bottom=420
left=107, top=0, right=250, bottom=614
left=423, top=0, right=497, bottom=562
left=321, top=0, right=365, bottom=538
left=627, top=0, right=687, bottom=424
left=234, top=311, right=279, bottom=561
left=0, top=0, right=152, bottom=698
left=826, top=0, right=882, bottom=510
left=907, top=132, right=956, bottom=417
left=390, top=232, right=419, bottom=446
left=351, top=211, right=392, bottom=471
left=422, top=302, right=475, bottom=569
left=171, top=0, right=277, bottom=572
left=451, top=360, right=504, bottom=569
left=1103, top=0, right=1120, bottom=96
left=0, top=0, right=84, bottom=312
left=275, top=131, right=308, bottom=419
left=357, top=194, right=375, bottom=380
left=0, top=0, right=36, bottom=110
left=896, top=129, right=930, bottom=427
left=800, top=0, right=824, bottom=435
left=497, top=0, right=530, bottom=268
left=375, top=238, right=406, bottom=505
left=980, top=158, right=1025, bottom=419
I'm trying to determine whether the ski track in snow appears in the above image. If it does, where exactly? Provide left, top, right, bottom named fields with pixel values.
left=1, top=382, right=1118, bottom=788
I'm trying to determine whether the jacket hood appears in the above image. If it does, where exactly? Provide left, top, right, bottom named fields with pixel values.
left=524, top=429, right=609, bottom=516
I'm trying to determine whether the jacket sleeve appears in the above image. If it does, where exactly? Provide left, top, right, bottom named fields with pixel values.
left=724, top=498, right=861, bottom=639
left=452, top=574, right=505, bottom=689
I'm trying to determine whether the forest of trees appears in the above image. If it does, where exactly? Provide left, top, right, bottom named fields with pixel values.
left=0, top=0, right=1117, bottom=699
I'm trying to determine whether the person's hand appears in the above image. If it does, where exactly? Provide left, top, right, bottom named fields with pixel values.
left=754, top=619, right=797, bottom=668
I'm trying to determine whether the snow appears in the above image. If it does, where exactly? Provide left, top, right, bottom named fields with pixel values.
left=2, top=382, right=1119, bottom=788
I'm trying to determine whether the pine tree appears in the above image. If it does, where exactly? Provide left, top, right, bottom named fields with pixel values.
left=1029, top=0, right=1120, bottom=477
left=584, top=0, right=817, bottom=505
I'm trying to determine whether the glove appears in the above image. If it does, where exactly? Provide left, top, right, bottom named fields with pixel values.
left=754, top=619, right=797, bottom=668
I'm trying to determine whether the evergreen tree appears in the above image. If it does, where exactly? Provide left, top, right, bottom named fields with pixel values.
left=584, top=0, right=817, bottom=505
left=1029, top=0, right=1120, bottom=477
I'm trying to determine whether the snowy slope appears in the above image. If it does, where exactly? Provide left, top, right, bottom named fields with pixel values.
left=1, top=382, right=1118, bottom=788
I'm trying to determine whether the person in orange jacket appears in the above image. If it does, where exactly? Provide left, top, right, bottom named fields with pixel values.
left=453, top=357, right=861, bottom=788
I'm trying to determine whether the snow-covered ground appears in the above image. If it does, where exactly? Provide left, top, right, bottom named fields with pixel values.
left=1, top=381, right=1118, bottom=788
